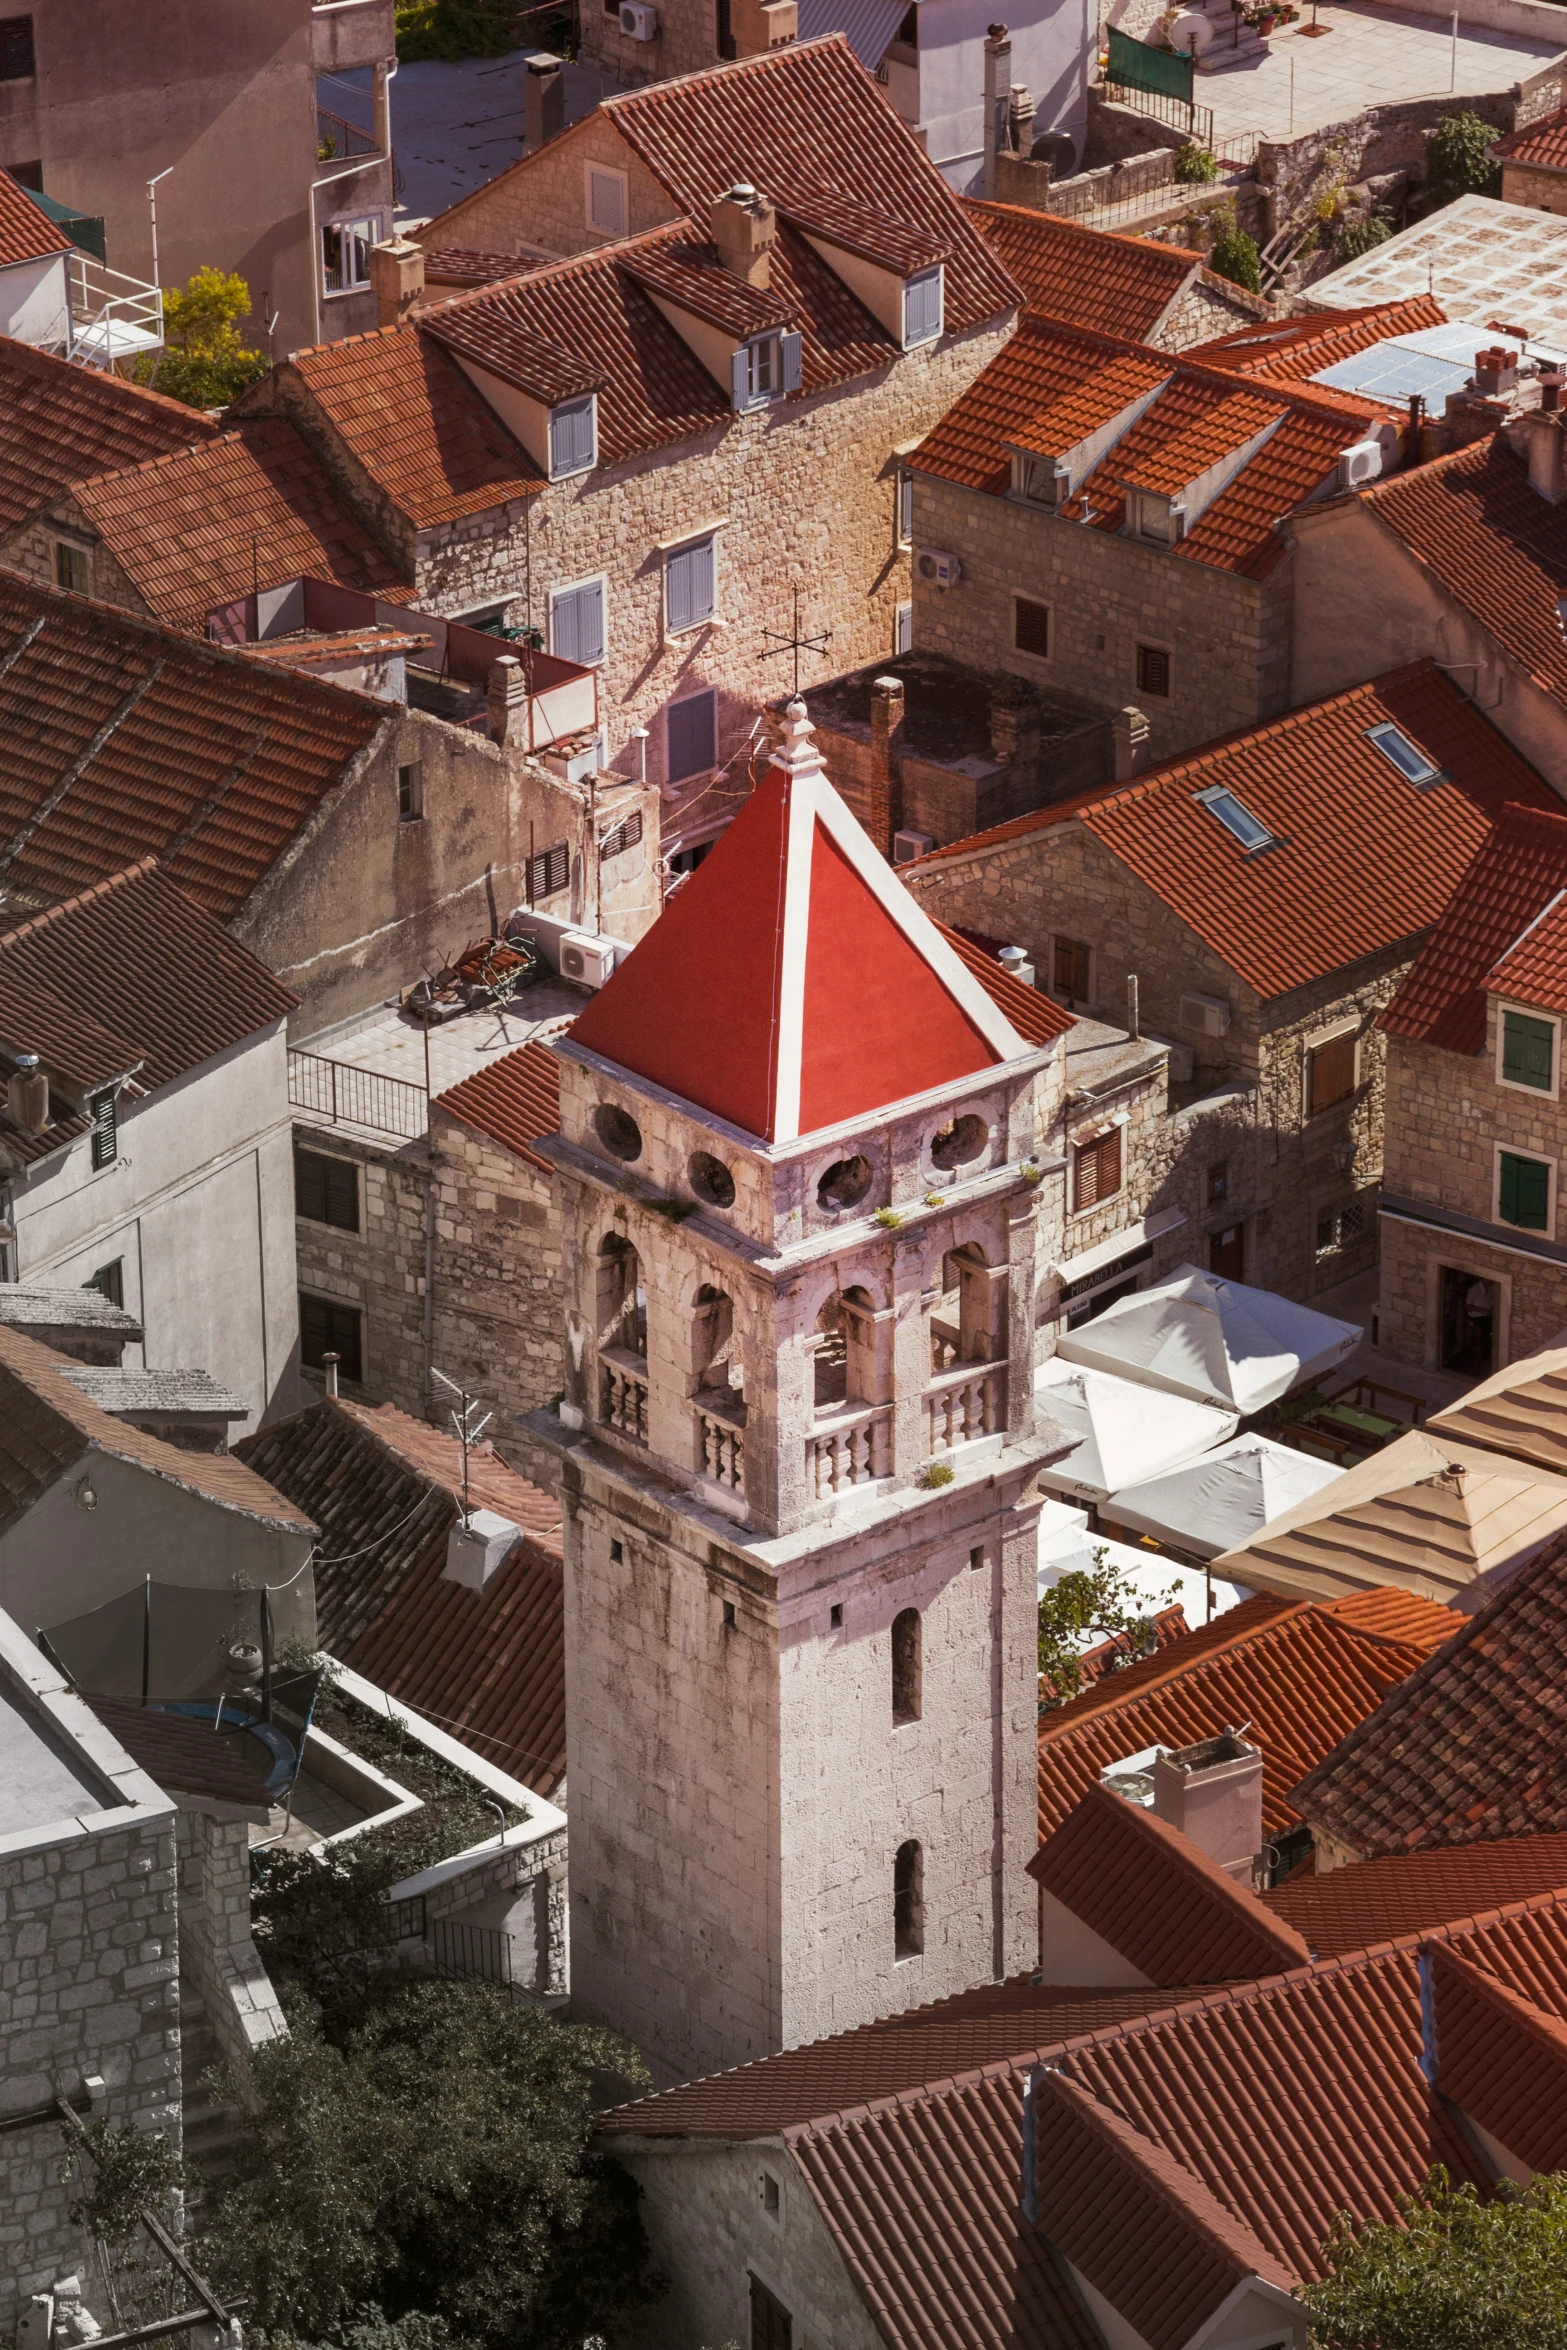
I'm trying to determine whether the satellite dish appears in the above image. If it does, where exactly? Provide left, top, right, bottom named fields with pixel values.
left=1030, top=128, right=1077, bottom=175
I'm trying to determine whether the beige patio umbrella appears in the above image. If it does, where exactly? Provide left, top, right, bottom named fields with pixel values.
left=1426, top=1342, right=1567, bottom=1478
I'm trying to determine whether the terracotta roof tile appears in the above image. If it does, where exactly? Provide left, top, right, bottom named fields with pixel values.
left=621, top=238, right=794, bottom=337
left=235, top=1397, right=565, bottom=1795
left=1039, top=1588, right=1454, bottom=1845
left=422, top=248, right=547, bottom=290
left=1117, top=388, right=1281, bottom=497
left=1192, top=295, right=1449, bottom=382
left=778, top=188, right=948, bottom=275
left=940, top=922, right=1073, bottom=1044
left=1294, top=1528, right=1567, bottom=1857
left=70, top=418, right=408, bottom=630
left=0, top=573, right=386, bottom=917
left=434, top=1037, right=562, bottom=1172
left=84, top=1692, right=273, bottom=1812
left=1002, top=348, right=1172, bottom=460
left=1362, top=433, right=1567, bottom=711
left=964, top=198, right=1201, bottom=340
left=0, top=171, right=71, bottom=268
left=1430, top=1942, right=1567, bottom=2169
left=917, top=667, right=1556, bottom=1000
left=1380, top=801, right=1567, bottom=1051
left=1030, top=1780, right=1312, bottom=1984
left=1484, top=884, right=1567, bottom=1010
left=1264, top=1832, right=1567, bottom=1954
left=0, top=332, right=220, bottom=533
left=1492, top=105, right=1567, bottom=170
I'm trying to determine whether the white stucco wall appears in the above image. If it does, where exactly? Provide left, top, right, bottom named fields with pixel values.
left=912, top=0, right=1098, bottom=188
left=0, top=249, right=70, bottom=348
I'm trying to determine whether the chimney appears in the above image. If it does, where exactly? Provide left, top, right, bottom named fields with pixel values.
left=1528, top=410, right=1566, bottom=503
left=868, top=673, right=905, bottom=856
left=523, top=51, right=565, bottom=150
left=983, top=25, right=1012, bottom=199
left=1151, top=1731, right=1265, bottom=1886
left=710, top=183, right=776, bottom=289
left=5, top=1053, right=49, bottom=1136
left=487, top=654, right=531, bottom=746
left=1126, top=973, right=1140, bottom=1039
left=1541, top=369, right=1565, bottom=414
left=1473, top=345, right=1517, bottom=398
left=322, top=1350, right=341, bottom=1397
left=1007, top=80, right=1034, bottom=155
left=370, top=236, right=425, bottom=331
left=1112, top=704, right=1150, bottom=782
left=988, top=674, right=1036, bottom=767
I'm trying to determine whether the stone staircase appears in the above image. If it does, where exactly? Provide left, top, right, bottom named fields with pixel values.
left=178, top=1989, right=250, bottom=2206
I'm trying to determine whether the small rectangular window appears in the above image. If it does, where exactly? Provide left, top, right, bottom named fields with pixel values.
left=0, top=17, right=35, bottom=78
left=1207, top=1160, right=1228, bottom=1205
left=529, top=839, right=570, bottom=901
left=88, top=1089, right=117, bottom=1172
left=1137, top=496, right=1172, bottom=544
left=322, top=216, right=377, bottom=295
left=897, top=467, right=914, bottom=546
left=586, top=165, right=626, bottom=235
left=1499, top=1148, right=1552, bottom=1232
left=1502, top=1008, right=1555, bottom=1092
left=894, top=600, right=912, bottom=656
left=87, top=1258, right=123, bottom=1310
left=1307, top=1030, right=1357, bottom=1118
left=610, top=1538, right=624, bottom=1563
left=668, top=688, right=716, bottom=784
left=1014, top=596, right=1049, bottom=659
left=549, top=576, right=605, bottom=665
left=300, top=1292, right=364, bottom=1382
left=665, top=534, right=716, bottom=633
left=761, top=2172, right=781, bottom=2216
left=295, top=1144, right=360, bottom=1233
left=1052, top=935, right=1091, bottom=1000
left=54, top=542, right=87, bottom=595
left=1196, top=783, right=1273, bottom=853
left=600, top=808, right=644, bottom=862
left=902, top=265, right=943, bottom=347
left=397, top=762, right=423, bottom=822
left=1136, top=642, right=1171, bottom=698
left=1073, top=1126, right=1122, bottom=1211
left=1367, top=720, right=1441, bottom=787
left=549, top=394, right=596, bottom=479
left=830, top=1601, right=843, bottom=1627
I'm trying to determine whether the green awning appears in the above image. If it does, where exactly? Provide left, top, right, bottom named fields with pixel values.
left=1106, top=27, right=1194, bottom=105
left=18, top=182, right=106, bottom=264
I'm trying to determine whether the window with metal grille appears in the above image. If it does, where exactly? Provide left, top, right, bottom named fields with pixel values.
left=295, top=1145, right=360, bottom=1232
left=549, top=576, right=604, bottom=665
left=1316, top=1198, right=1368, bottom=1255
left=1073, top=1127, right=1122, bottom=1211
left=300, top=1292, right=364, bottom=1381
left=668, top=689, right=716, bottom=784
left=1014, top=596, right=1049, bottom=658
left=1136, top=642, right=1171, bottom=697
left=87, top=1259, right=123, bottom=1309
left=1052, top=934, right=1091, bottom=1000
left=1307, top=1031, right=1357, bottom=1118
left=88, top=1089, right=117, bottom=1172
left=0, top=18, right=35, bottom=78
left=54, top=542, right=87, bottom=594
left=1502, top=1008, right=1554, bottom=1091
left=749, top=2276, right=792, bottom=2350
left=903, top=265, right=943, bottom=347
left=549, top=395, right=596, bottom=478
left=529, top=840, right=570, bottom=901
left=665, top=535, right=715, bottom=633
left=894, top=1838, right=924, bottom=1957
left=599, top=809, right=644, bottom=863
left=1499, top=1150, right=1551, bottom=1233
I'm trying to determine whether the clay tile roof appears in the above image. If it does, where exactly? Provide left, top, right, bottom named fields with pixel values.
left=1485, top=885, right=1567, bottom=1010
left=1380, top=801, right=1567, bottom=1051
left=1117, top=388, right=1281, bottom=496
left=1033, top=2069, right=1294, bottom=2350
left=940, top=923, right=1073, bottom=1045
left=911, top=313, right=1380, bottom=579
left=1004, top=349, right=1172, bottom=460
left=0, top=170, right=72, bottom=268
left=422, top=310, right=604, bottom=405
left=0, top=332, right=221, bottom=533
left=0, top=1326, right=315, bottom=1537
left=1030, top=1780, right=1312, bottom=1984
left=235, top=1396, right=566, bottom=1796
left=83, top=1693, right=272, bottom=1812
left=240, top=625, right=433, bottom=665
left=1192, top=294, right=1448, bottom=381
left=435, top=1036, right=563, bottom=1172
left=1265, top=1833, right=1567, bottom=1954
left=964, top=198, right=1202, bottom=340
left=620, top=239, right=793, bottom=337
left=1362, top=434, right=1567, bottom=712
left=283, top=326, right=547, bottom=528
left=1492, top=105, right=1567, bottom=170
left=1039, top=1587, right=1455, bottom=1845
left=1431, top=1942, right=1567, bottom=2169
left=918, top=666, right=1557, bottom=1000
left=1294, top=1528, right=1567, bottom=1857
left=777, top=189, right=947, bottom=275
left=69, top=417, right=409, bottom=630
left=0, top=573, right=387, bottom=918
left=422, top=248, right=544, bottom=290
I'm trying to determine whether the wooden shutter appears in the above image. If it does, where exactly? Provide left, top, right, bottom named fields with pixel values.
left=1053, top=936, right=1090, bottom=998
left=89, top=1089, right=117, bottom=1172
left=0, top=18, right=35, bottom=77
left=668, top=690, right=716, bottom=783
left=601, top=810, right=644, bottom=862
left=781, top=330, right=802, bottom=393
left=749, top=2276, right=792, bottom=2350
left=904, top=266, right=942, bottom=343
left=1501, top=1151, right=1551, bottom=1231
left=731, top=345, right=752, bottom=411
left=1014, top=597, right=1049, bottom=657
left=1308, top=1031, right=1357, bottom=1117
left=530, top=839, right=570, bottom=900
left=668, top=538, right=714, bottom=631
left=1073, top=1128, right=1121, bottom=1211
left=1136, top=643, right=1170, bottom=697
left=552, top=579, right=603, bottom=665
left=550, top=395, right=595, bottom=476
left=1503, top=1010, right=1555, bottom=1090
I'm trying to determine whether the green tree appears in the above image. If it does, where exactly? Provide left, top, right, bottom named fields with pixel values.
left=1425, top=110, right=1503, bottom=208
left=395, top=0, right=520, bottom=60
left=1207, top=206, right=1262, bottom=294
left=1336, top=207, right=1392, bottom=263
left=1301, top=2168, right=1567, bottom=2349
left=133, top=267, right=267, bottom=410
left=1173, top=142, right=1219, bottom=185
left=200, top=1981, right=662, bottom=2350
left=1038, top=1545, right=1180, bottom=1705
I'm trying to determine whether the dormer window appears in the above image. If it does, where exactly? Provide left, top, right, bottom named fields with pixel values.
left=732, top=330, right=801, bottom=411
left=1015, top=454, right=1063, bottom=507
left=1135, top=494, right=1177, bottom=544
left=903, top=264, right=943, bottom=348
left=549, top=393, right=597, bottom=479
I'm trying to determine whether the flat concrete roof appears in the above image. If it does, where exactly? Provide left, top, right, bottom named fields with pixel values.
left=1304, top=193, right=1567, bottom=348
left=0, top=1680, right=111, bottom=1838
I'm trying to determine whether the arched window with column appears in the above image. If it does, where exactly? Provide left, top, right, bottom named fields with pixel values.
left=813, top=1284, right=878, bottom=1414
left=891, top=1608, right=921, bottom=1724
left=597, top=1232, right=647, bottom=1442
left=693, top=1282, right=743, bottom=1399
left=894, top=1839, right=924, bottom=1959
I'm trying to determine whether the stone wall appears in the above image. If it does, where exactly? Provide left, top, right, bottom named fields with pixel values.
left=395, top=1821, right=570, bottom=1996
left=176, top=1809, right=287, bottom=2090
left=1501, top=157, right=1567, bottom=212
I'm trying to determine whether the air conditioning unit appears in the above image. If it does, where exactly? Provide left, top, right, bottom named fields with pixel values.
left=1338, top=438, right=1383, bottom=489
left=892, top=827, right=936, bottom=864
left=1154, top=1036, right=1194, bottom=1084
left=1180, top=990, right=1231, bottom=1038
left=444, top=1509, right=521, bottom=1591
left=915, top=546, right=962, bottom=589
left=620, top=1, right=658, bottom=34
left=560, top=931, right=617, bottom=988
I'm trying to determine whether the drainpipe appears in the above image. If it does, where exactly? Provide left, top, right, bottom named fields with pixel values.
left=422, top=1171, right=436, bottom=1413
left=983, top=25, right=1012, bottom=199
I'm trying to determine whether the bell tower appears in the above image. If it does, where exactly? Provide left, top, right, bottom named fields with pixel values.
left=530, top=704, right=1069, bottom=2085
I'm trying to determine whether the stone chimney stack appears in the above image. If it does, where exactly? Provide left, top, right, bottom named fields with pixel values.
left=1113, top=704, right=1151, bottom=782
left=370, top=236, right=425, bottom=331
left=710, top=183, right=776, bottom=288
left=1152, top=1732, right=1265, bottom=1886
left=868, top=673, right=905, bottom=855
left=488, top=655, right=530, bottom=747
left=5, top=1052, right=49, bottom=1136
left=1527, top=408, right=1566, bottom=503
left=1007, top=81, right=1034, bottom=155
left=983, top=25, right=1012, bottom=199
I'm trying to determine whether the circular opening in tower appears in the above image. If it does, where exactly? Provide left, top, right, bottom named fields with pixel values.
left=929, top=1114, right=989, bottom=1172
left=594, top=1102, right=643, bottom=1161
left=689, top=1150, right=736, bottom=1208
left=817, top=1155, right=873, bottom=1213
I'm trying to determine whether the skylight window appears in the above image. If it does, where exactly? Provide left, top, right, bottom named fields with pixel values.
left=1367, top=721, right=1442, bottom=788
left=1195, top=785, right=1274, bottom=853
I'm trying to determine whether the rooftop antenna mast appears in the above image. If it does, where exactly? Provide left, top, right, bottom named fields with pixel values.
left=760, top=582, right=833, bottom=699
left=430, top=1366, right=492, bottom=1530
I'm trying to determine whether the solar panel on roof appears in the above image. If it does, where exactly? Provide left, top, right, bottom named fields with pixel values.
left=1311, top=315, right=1567, bottom=403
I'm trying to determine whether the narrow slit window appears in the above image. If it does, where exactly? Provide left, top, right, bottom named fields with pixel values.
left=891, top=1608, right=921, bottom=1723
left=88, top=1088, right=117, bottom=1172
left=1195, top=784, right=1274, bottom=853
left=893, top=1838, right=924, bottom=1958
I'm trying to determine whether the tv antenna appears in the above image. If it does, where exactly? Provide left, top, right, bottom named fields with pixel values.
left=431, top=1366, right=492, bottom=1529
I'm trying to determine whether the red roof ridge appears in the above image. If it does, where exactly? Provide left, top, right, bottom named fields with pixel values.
left=331, top=1391, right=556, bottom=1526
left=71, top=419, right=264, bottom=496
left=417, top=217, right=693, bottom=328
left=964, top=194, right=1202, bottom=268
left=1431, top=1937, right=1567, bottom=2050
left=1040, top=1593, right=1308, bottom=1730
left=0, top=856, right=164, bottom=955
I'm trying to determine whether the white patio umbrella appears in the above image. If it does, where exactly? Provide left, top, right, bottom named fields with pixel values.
left=1038, top=1510, right=1253, bottom=1628
left=1035, top=1355, right=1238, bottom=1503
left=1103, top=1434, right=1346, bottom=1562
left=1055, top=1264, right=1361, bottom=1415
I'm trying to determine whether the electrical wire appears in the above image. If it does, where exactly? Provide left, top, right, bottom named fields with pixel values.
left=260, top=1480, right=444, bottom=1590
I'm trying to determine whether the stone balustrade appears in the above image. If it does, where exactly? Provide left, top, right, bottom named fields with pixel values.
left=924, top=1361, right=1005, bottom=1455
left=807, top=1401, right=894, bottom=1497
left=600, top=1348, right=649, bottom=1443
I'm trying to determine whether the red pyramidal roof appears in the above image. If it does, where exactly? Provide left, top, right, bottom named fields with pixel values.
left=569, top=703, right=1031, bottom=1142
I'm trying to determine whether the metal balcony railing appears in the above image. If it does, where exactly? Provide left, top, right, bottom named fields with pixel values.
left=317, top=105, right=381, bottom=162
left=289, top=1049, right=428, bottom=1140
left=65, top=250, right=163, bottom=366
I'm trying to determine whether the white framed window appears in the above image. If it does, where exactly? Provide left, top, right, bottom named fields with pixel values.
left=1497, top=1002, right=1560, bottom=1099
left=730, top=331, right=801, bottom=411
left=894, top=599, right=912, bottom=655
left=585, top=162, right=627, bottom=237
left=1495, top=1141, right=1556, bottom=1237
left=549, top=574, right=606, bottom=666
left=902, top=264, right=943, bottom=348
left=897, top=466, right=914, bottom=546
left=665, top=532, right=716, bottom=634
left=668, top=687, right=717, bottom=784
left=549, top=393, right=597, bottom=479
left=322, top=215, right=380, bottom=296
